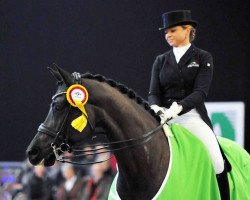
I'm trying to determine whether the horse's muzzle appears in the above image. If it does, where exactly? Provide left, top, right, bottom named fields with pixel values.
left=27, top=146, right=56, bottom=166
left=26, top=147, right=41, bottom=165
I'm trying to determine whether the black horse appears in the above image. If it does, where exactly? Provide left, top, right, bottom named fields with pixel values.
left=26, top=66, right=250, bottom=200
left=27, top=66, right=169, bottom=199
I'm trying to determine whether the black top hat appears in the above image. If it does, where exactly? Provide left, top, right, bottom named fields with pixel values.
left=159, top=10, right=198, bottom=30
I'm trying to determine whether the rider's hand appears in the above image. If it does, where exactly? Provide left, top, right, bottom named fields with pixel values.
left=162, top=102, right=183, bottom=120
left=150, top=104, right=165, bottom=115
left=151, top=102, right=182, bottom=121
left=150, top=104, right=174, bottom=121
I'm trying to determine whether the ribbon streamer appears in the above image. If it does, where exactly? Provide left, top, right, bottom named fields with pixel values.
left=66, top=84, right=89, bottom=132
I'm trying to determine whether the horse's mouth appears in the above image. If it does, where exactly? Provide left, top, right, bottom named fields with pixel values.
left=28, top=152, right=56, bottom=166
left=27, top=147, right=56, bottom=167
left=43, top=153, right=56, bottom=166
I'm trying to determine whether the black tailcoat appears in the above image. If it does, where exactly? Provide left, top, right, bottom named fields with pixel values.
left=148, top=44, right=213, bottom=129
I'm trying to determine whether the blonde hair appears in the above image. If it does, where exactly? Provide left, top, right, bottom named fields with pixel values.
left=182, top=25, right=196, bottom=42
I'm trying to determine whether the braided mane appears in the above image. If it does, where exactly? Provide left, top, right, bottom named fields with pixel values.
left=81, top=73, right=161, bottom=122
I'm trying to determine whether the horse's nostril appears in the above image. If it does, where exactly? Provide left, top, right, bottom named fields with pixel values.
left=28, top=148, right=39, bottom=157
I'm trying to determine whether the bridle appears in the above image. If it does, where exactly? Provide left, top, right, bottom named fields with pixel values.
left=37, top=74, right=169, bottom=165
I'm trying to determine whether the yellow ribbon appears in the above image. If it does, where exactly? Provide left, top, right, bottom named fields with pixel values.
left=66, top=84, right=89, bottom=132
left=71, top=100, right=88, bottom=132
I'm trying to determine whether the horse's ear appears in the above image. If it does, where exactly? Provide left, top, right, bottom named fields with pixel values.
left=47, top=67, right=62, bottom=82
left=53, top=63, right=74, bottom=86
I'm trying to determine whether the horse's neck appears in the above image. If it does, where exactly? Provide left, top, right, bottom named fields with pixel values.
left=113, top=115, right=169, bottom=199
left=86, top=81, right=170, bottom=199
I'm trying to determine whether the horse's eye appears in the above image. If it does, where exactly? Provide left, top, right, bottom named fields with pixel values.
left=55, top=105, right=62, bottom=111
left=52, top=103, right=63, bottom=111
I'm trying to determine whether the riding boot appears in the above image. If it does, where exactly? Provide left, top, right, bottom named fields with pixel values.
left=216, top=169, right=230, bottom=200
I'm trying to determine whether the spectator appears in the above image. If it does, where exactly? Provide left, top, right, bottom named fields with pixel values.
left=10, top=159, right=33, bottom=199
left=81, top=153, right=115, bottom=200
left=25, top=165, right=53, bottom=200
left=47, top=161, right=64, bottom=198
left=73, top=145, right=96, bottom=178
left=55, top=163, right=84, bottom=200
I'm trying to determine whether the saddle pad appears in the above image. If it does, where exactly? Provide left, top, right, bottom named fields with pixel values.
left=218, top=137, right=250, bottom=200
left=108, top=123, right=221, bottom=199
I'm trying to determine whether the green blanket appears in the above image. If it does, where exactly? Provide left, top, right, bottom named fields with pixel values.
left=219, top=136, right=250, bottom=200
left=109, top=123, right=250, bottom=200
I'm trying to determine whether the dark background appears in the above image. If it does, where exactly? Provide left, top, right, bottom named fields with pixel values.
left=0, top=0, right=249, bottom=161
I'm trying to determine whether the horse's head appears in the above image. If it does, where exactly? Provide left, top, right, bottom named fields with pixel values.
left=26, top=66, right=97, bottom=166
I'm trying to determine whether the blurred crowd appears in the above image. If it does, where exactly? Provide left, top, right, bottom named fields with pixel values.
left=0, top=145, right=117, bottom=200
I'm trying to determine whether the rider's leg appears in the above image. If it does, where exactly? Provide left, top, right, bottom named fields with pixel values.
left=168, top=109, right=224, bottom=173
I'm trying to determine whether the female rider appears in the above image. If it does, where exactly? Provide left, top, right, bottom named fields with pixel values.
left=148, top=10, right=229, bottom=200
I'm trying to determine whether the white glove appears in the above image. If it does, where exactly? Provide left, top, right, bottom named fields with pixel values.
left=150, top=104, right=165, bottom=115
left=150, top=104, right=175, bottom=121
left=151, top=102, right=183, bottom=121
left=163, top=102, right=183, bottom=120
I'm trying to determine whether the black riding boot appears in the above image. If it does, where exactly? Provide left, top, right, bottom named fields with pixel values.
left=216, top=169, right=230, bottom=200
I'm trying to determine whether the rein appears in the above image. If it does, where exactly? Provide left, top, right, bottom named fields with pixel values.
left=38, top=73, right=169, bottom=165
left=38, top=116, right=168, bottom=166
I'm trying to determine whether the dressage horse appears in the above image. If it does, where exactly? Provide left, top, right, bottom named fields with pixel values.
left=26, top=66, right=250, bottom=200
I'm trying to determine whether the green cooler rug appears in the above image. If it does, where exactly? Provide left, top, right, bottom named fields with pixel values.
left=108, top=123, right=250, bottom=200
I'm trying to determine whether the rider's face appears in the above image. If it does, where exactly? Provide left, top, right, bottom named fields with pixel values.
left=165, top=25, right=191, bottom=47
